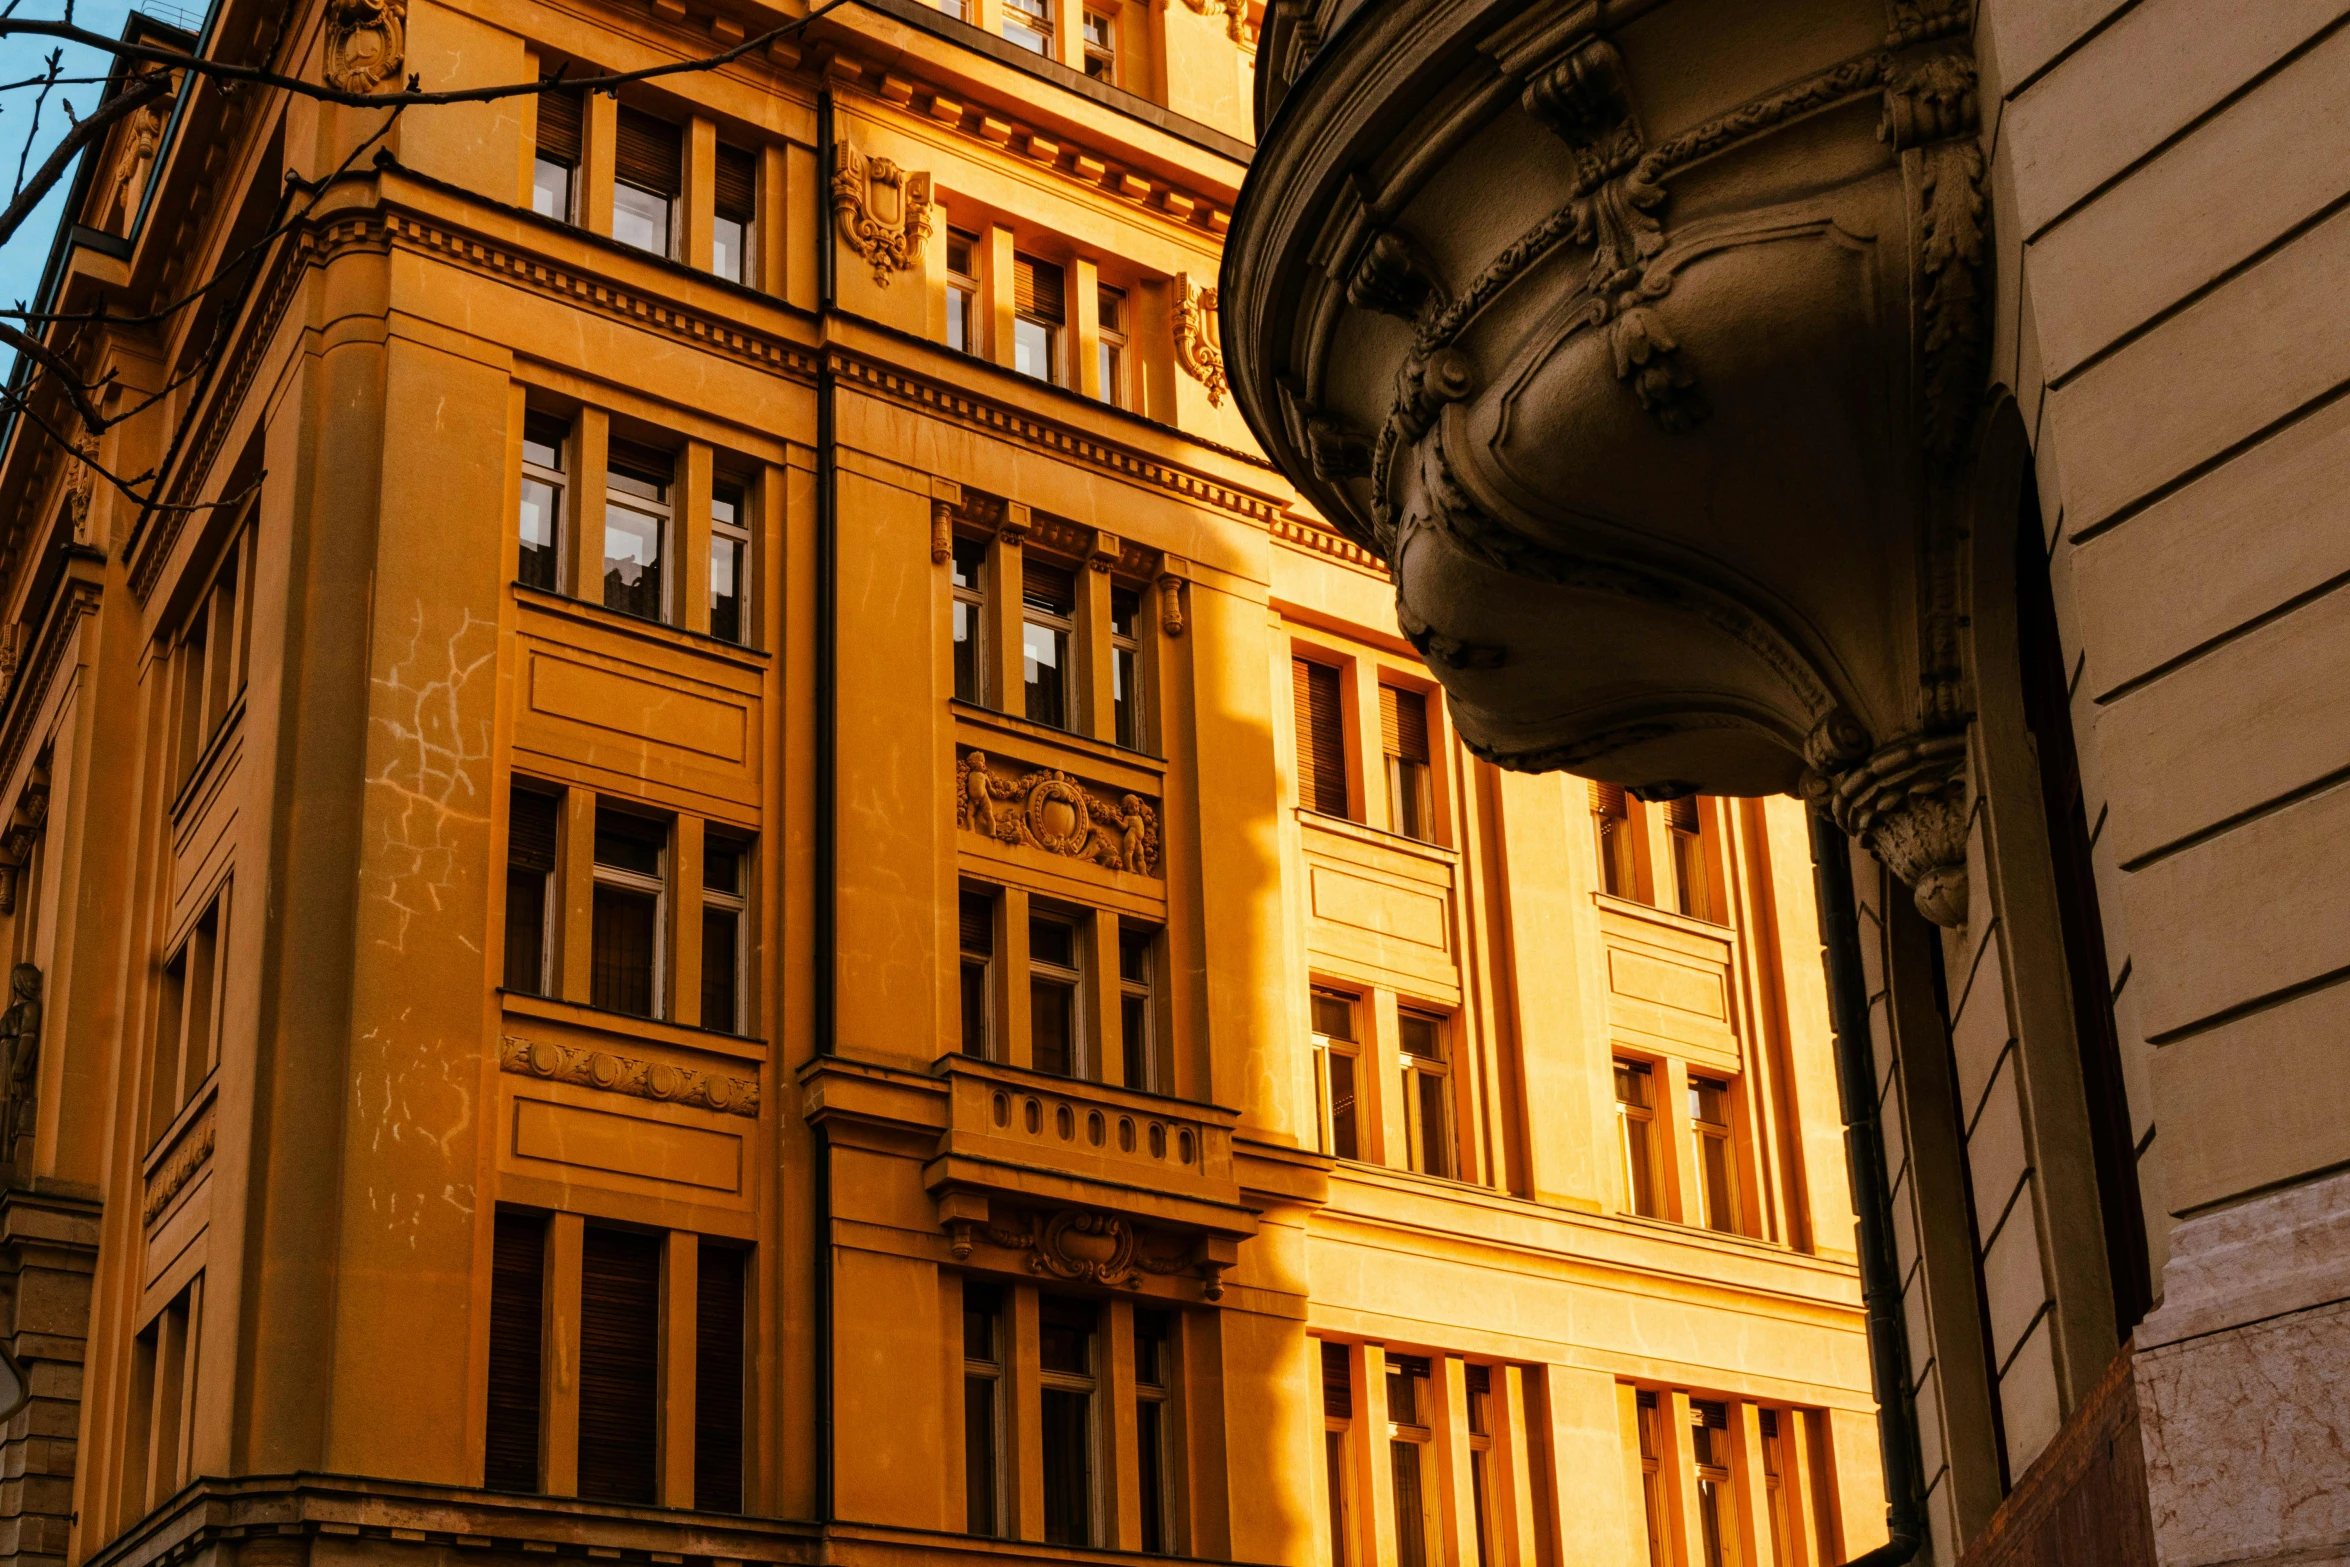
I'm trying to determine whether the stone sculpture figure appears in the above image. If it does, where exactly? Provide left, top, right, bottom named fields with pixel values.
left=0, top=964, right=41, bottom=1181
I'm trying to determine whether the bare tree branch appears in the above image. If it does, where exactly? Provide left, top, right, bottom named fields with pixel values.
left=0, top=65, right=168, bottom=253
left=0, top=319, right=104, bottom=429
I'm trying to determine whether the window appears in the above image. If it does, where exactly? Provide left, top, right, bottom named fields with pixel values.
left=1039, top=1295, right=1099, bottom=1546
left=1082, top=7, right=1116, bottom=79
left=959, top=888, right=994, bottom=1059
left=713, top=142, right=757, bottom=283
left=613, top=106, right=681, bottom=257
left=702, top=837, right=746, bottom=1033
left=1097, top=284, right=1129, bottom=406
left=1592, top=781, right=1637, bottom=898
left=1398, top=1010, right=1453, bottom=1180
left=963, top=1283, right=1006, bottom=1535
left=1022, top=559, right=1076, bottom=729
left=695, top=1245, right=747, bottom=1512
left=1322, top=1342, right=1355, bottom=1567
left=1110, top=585, right=1144, bottom=748
left=579, top=1227, right=662, bottom=1504
left=1690, top=1076, right=1739, bottom=1234
left=1614, top=1059, right=1659, bottom=1218
left=604, top=442, right=672, bottom=621
left=1119, top=925, right=1158, bottom=1092
left=1312, top=989, right=1360, bottom=1161
left=1381, top=685, right=1433, bottom=841
left=592, top=808, right=666, bottom=1017
left=534, top=86, right=581, bottom=220
left=1293, top=658, right=1347, bottom=816
left=1761, top=1409, right=1790, bottom=1567
left=120, top=1279, right=198, bottom=1529
left=1135, top=1308, right=1175, bottom=1554
left=1013, top=254, right=1064, bottom=384
left=1029, top=908, right=1083, bottom=1077
left=1635, top=1391, right=1667, bottom=1567
left=519, top=411, right=567, bottom=591
left=171, top=521, right=254, bottom=793
left=1385, top=1355, right=1433, bottom=1567
left=504, top=786, right=559, bottom=996
left=150, top=887, right=227, bottom=1144
left=1002, top=0, right=1051, bottom=54
left=1690, top=1400, right=1732, bottom=1567
left=1466, top=1366, right=1495, bottom=1567
left=946, top=228, right=979, bottom=355
left=1666, top=796, right=1709, bottom=919
left=952, top=536, right=987, bottom=703
left=710, top=480, right=751, bottom=644
left=486, top=1210, right=546, bottom=1492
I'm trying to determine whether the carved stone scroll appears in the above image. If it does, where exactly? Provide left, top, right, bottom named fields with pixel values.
left=1173, top=273, right=1228, bottom=407
left=1823, top=732, right=1970, bottom=928
left=832, top=140, right=934, bottom=287
left=955, top=1203, right=1211, bottom=1295
left=323, top=0, right=408, bottom=94
left=499, top=1035, right=762, bottom=1117
left=955, top=750, right=1161, bottom=877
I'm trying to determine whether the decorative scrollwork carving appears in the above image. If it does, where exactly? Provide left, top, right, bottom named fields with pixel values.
left=966, top=1205, right=1206, bottom=1293
left=498, top=1035, right=761, bottom=1117
left=143, top=1105, right=215, bottom=1225
left=323, top=0, right=408, bottom=94
left=1818, top=732, right=1971, bottom=927
left=832, top=141, right=934, bottom=287
left=1173, top=272, right=1228, bottom=407
left=1884, top=55, right=1988, bottom=463
left=956, top=750, right=1161, bottom=877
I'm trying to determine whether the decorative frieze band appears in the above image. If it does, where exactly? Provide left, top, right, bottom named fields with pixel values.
left=955, top=749, right=1161, bottom=877
left=143, top=1106, right=216, bottom=1226
left=499, top=1035, right=761, bottom=1118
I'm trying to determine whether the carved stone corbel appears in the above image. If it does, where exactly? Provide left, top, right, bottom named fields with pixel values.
left=1089, top=529, right=1120, bottom=573
left=998, top=499, right=1033, bottom=545
left=832, top=139, right=935, bottom=287
left=1157, top=558, right=1187, bottom=636
left=323, top=0, right=408, bottom=94
left=929, top=478, right=963, bottom=564
left=1173, top=273, right=1228, bottom=407
left=1825, top=733, right=1971, bottom=928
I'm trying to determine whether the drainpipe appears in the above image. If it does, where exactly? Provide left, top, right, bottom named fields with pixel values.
left=1809, top=810, right=1926, bottom=1567
left=812, top=84, right=838, bottom=1524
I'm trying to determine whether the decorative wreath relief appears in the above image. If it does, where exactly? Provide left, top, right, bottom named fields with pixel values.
left=952, top=1206, right=1208, bottom=1293
left=955, top=750, right=1160, bottom=877
left=1172, top=272, right=1228, bottom=407
left=832, top=140, right=935, bottom=287
left=324, top=0, right=408, bottom=94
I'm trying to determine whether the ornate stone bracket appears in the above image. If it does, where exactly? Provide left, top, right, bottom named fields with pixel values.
left=948, top=1201, right=1228, bottom=1300
left=1173, top=273, right=1228, bottom=407
left=1821, top=732, right=1971, bottom=928
left=499, top=1035, right=761, bottom=1117
left=955, top=750, right=1161, bottom=877
left=929, top=478, right=963, bottom=565
left=324, top=0, right=408, bottom=94
left=832, top=140, right=934, bottom=287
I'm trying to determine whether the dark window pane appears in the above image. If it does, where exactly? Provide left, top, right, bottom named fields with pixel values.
left=1122, top=995, right=1149, bottom=1092
left=1024, top=620, right=1068, bottom=728
left=1330, top=1053, right=1358, bottom=1161
left=503, top=866, right=548, bottom=995
left=694, top=1245, right=746, bottom=1513
left=1417, top=1072, right=1450, bottom=1179
left=1110, top=585, right=1139, bottom=637
left=1114, top=646, right=1140, bottom=748
left=1312, top=991, right=1354, bottom=1040
left=962, top=962, right=990, bottom=1059
left=704, top=841, right=740, bottom=895
left=604, top=501, right=665, bottom=620
left=1032, top=979, right=1074, bottom=1077
left=1325, top=1430, right=1350, bottom=1567
left=954, top=601, right=981, bottom=704
left=485, top=1211, right=545, bottom=1493
left=578, top=1228, right=661, bottom=1504
left=1039, top=1296, right=1094, bottom=1373
left=1399, top=1014, right=1442, bottom=1060
left=701, top=907, right=738, bottom=1033
left=592, top=885, right=658, bottom=1016
left=710, top=534, right=744, bottom=643
left=519, top=476, right=559, bottom=589
left=1030, top=916, right=1074, bottom=968
left=594, top=812, right=665, bottom=876
left=1041, top=1387, right=1093, bottom=1545
left=1138, top=1400, right=1167, bottom=1553
left=963, top=1284, right=1001, bottom=1362
left=965, top=1376, right=999, bottom=1535
left=1390, top=1441, right=1426, bottom=1567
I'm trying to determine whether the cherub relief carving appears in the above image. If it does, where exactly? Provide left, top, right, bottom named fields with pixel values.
left=954, top=751, right=1160, bottom=877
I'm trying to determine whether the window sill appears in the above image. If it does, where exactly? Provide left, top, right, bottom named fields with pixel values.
left=949, top=699, right=1166, bottom=775
left=513, top=582, right=770, bottom=667
left=166, top=688, right=247, bottom=831
left=1293, top=807, right=1459, bottom=865
left=500, top=989, right=767, bottom=1061
left=1592, top=890, right=1734, bottom=938
left=141, top=1071, right=219, bottom=1179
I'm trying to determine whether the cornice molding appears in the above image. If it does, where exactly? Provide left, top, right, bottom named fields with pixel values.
left=0, top=570, right=100, bottom=802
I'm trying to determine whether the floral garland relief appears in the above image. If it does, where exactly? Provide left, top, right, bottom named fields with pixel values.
left=956, top=750, right=1160, bottom=877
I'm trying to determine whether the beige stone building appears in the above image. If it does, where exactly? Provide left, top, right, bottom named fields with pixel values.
left=1222, top=2, right=2350, bottom=1566
left=0, top=0, right=1903, bottom=1566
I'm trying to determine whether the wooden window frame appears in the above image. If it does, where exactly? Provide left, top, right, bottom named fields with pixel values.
left=1614, top=1056, right=1661, bottom=1219
left=1311, top=987, right=1364, bottom=1163
left=1397, top=1008, right=1455, bottom=1181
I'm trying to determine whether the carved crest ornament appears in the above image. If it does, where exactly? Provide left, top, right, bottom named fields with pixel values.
left=956, top=750, right=1160, bottom=877
left=323, top=0, right=408, bottom=94
left=951, top=1204, right=1229, bottom=1301
left=1173, top=273, right=1228, bottom=407
left=1224, top=0, right=1993, bottom=926
left=832, top=141, right=935, bottom=287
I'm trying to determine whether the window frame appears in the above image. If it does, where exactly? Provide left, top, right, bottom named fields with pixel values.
left=1037, top=1294, right=1102, bottom=1547
left=519, top=412, right=568, bottom=593
left=1689, top=1398, right=1733, bottom=1567
left=1465, top=1364, right=1496, bottom=1567
left=952, top=533, right=988, bottom=706
left=946, top=227, right=981, bottom=355
left=1028, top=905, right=1087, bottom=1079
left=1109, top=581, right=1145, bottom=749
left=1001, top=0, right=1054, bottom=56
left=709, top=477, right=752, bottom=645
left=1096, top=282, right=1130, bottom=407
left=1118, top=922, right=1160, bottom=1093
left=1012, top=252, right=1066, bottom=385
left=1379, top=683, right=1435, bottom=843
left=1689, top=1073, right=1742, bottom=1235
left=1665, top=795, right=1711, bottom=921
left=1022, top=558, right=1079, bottom=731
left=700, top=834, right=749, bottom=1035
left=504, top=783, right=561, bottom=998
left=1311, top=987, right=1363, bottom=1162
left=1383, top=1355, right=1436, bottom=1567
left=1081, top=6, right=1117, bottom=80
left=1397, top=1007, right=1455, bottom=1181
left=1133, top=1306, right=1178, bottom=1555
left=963, top=1281, right=1007, bottom=1537
left=1321, top=1341, right=1356, bottom=1567
left=591, top=806, right=670, bottom=1020
left=1591, top=780, right=1639, bottom=900
left=1614, top=1057, right=1661, bottom=1218
left=959, top=885, right=996, bottom=1061
left=603, top=447, right=675, bottom=624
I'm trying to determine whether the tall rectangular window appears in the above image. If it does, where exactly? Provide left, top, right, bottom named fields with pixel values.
left=1690, top=1076, right=1739, bottom=1234
left=518, top=412, right=567, bottom=592
left=1690, top=1400, right=1732, bottom=1567
left=1322, top=1341, right=1354, bottom=1567
left=952, top=536, right=987, bottom=705
left=1615, top=1059, right=1659, bottom=1217
left=150, top=888, right=227, bottom=1143
left=1293, top=658, right=1347, bottom=816
left=485, top=1209, right=547, bottom=1492
left=613, top=106, right=680, bottom=257
left=1001, top=0, right=1051, bottom=54
left=1029, top=909, right=1083, bottom=1078
left=1398, top=1010, right=1454, bottom=1180
left=964, top=1283, right=1005, bottom=1536
left=1023, top=559, right=1076, bottom=729
left=1466, top=1365, right=1495, bottom=1567
left=1666, top=796, right=1710, bottom=920
left=1761, top=1409, right=1790, bottom=1567
left=1135, top=1308, right=1174, bottom=1554
left=946, top=228, right=979, bottom=354
left=533, top=87, right=581, bottom=221
left=1636, top=1391, right=1667, bottom=1567
left=1381, top=685, right=1433, bottom=841
left=604, top=442, right=672, bottom=622
left=1039, top=1295, right=1099, bottom=1546
left=1110, top=585, right=1143, bottom=748
left=695, top=1245, right=747, bottom=1512
left=1013, top=254, right=1064, bottom=384
left=578, top=1227, right=662, bottom=1504
left=504, top=785, right=559, bottom=995
left=702, top=836, right=746, bottom=1034
left=1119, top=925, right=1158, bottom=1092
left=713, top=142, right=757, bottom=284
left=1312, top=989, right=1360, bottom=1161
left=710, top=481, right=750, bottom=644
left=120, top=1280, right=197, bottom=1528
left=592, top=807, right=666, bottom=1018
left=960, top=889, right=995, bottom=1059
left=1097, top=284, right=1129, bottom=406
left=1592, top=780, right=1637, bottom=898
left=1082, top=7, right=1117, bottom=79
left=1385, top=1355, right=1433, bottom=1567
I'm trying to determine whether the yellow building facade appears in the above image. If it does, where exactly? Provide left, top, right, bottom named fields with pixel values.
left=0, top=1, right=1881, bottom=1564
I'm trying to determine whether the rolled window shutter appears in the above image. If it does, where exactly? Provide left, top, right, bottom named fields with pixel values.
left=577, top=1228, right=662, bottom=1504
left=1465, top=1363, right=1490, bottom=1398
left=1013, top=254, right=1065, bottom=323
left=1381, top=685, right=1429, bottom=762
left=714, top=143, right=758, bottom=220
left=615, top=107, right=682, bottom=196
left=484, top=1212, right=545, bottom=1493
left=1022, top=558, right=1074, bottom=613
left=1665, top=796, right=1699, bottom=833
left=1292, top=658, right=1346, bottom=816
left=959, top=890, right=994, bottom=956
left=1589, top=780, right=1627, bottom=820
left=509, top=788, right=559, bottom=875
left=537, top=87, right=582, bottom=163
left=1321, top=1341, right=1352, bottom=1419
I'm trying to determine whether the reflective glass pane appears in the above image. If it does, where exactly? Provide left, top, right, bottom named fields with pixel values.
left=713, top=215, right=745, bottom=282
left=1014, top=318, right=1055, bottom=382
left=1024, top=620, right=1068, bottom=728
left=710, top=535, right=743, bottom=643
left=604, top=503, right=665, bottom=620
left=613, top=181, right=670, bottom=254
left=518, top=477, right=558, bottom=590
left=532, top=157, right=571, bottom=220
